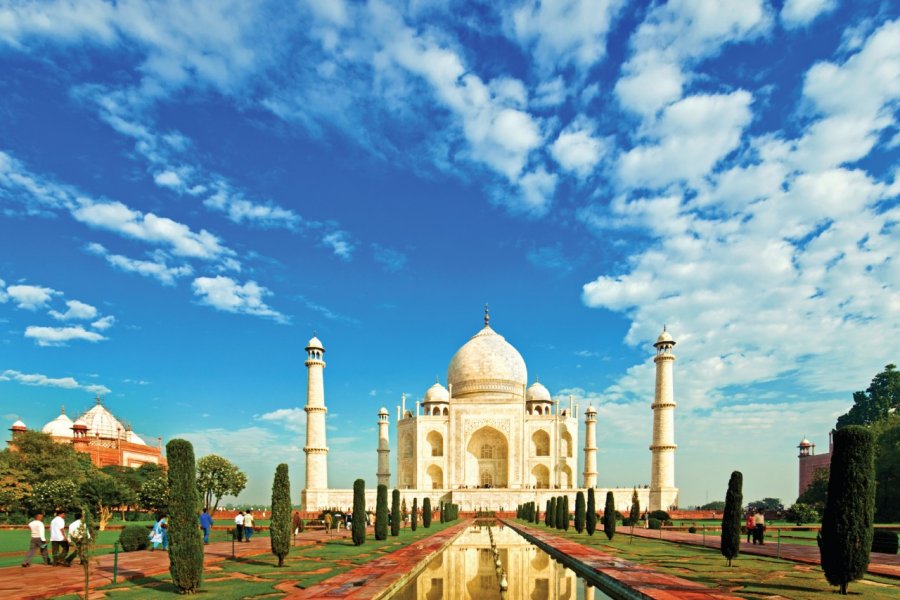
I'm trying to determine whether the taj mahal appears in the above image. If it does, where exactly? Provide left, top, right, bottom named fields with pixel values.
left=300, top=309, right=679, bottom=514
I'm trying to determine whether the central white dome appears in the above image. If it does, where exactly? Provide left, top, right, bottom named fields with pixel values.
left=447, top=325, right=527, bottom=398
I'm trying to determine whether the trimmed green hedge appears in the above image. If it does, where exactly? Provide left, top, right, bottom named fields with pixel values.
left=119, top=525, right=150, bottom=552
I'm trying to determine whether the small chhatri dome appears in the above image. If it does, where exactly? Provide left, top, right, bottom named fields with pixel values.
left=424, top=381, right=450, bottom=403
left=42, top=408, right=74, bottom=438
left=798, top=438, right=812, bottom=447
left=11, top=419, right=27, bottom=430
left=654, top=325, right=675, bottom=346
left=586, top=404, right=597, bottom=415
left=447, top=310, right=527, bottom=398
left=526, top=380, right=551, bottom=402
left=306, top=334, right=324, bottom=351
left=378, top=406, right=389, bottom=415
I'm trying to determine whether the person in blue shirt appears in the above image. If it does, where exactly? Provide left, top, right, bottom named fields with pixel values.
left=199, top=509, right=213, bottom=545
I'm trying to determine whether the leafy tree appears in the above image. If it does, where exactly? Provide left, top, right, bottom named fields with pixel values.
left=819, top=426, right=876, bottom=595
left=73, top=506, right=94, bottom=600
left=836, top=364, right=900, bottom=429
left=270, top=464, right=291, bottom=566
left=797, top=468, right=829, bottom=512
left=28, top=479, right=80, bottom=514
left=603, top=492, right=616, bottom=540
left=0, top=454, right=31, bottom=514
left=80, top=472, right=133, bottom=530
left=873, top=416, right=900, bottom=522
left=375, top=485, right=388, bottom=540
left=167, top=439, right=204, bottom=594
left=411, top=497, right=418, bottom=532
left=574, top=491, right=585, bottom=533
left=352, top=479, right=366, bottom=546
left=548, top=497, right=556, bottom=528
left=629, top=488, right=640, bottom=523
left=423, top=497, right=431, bottom=528
left=5, top=431, right=94, bottom=488
left=700, top=500, right=726, bottom=511
left=196, top=455, right=247, bottom=513
left=138, top=473, right=169, bottom=513
left=748, top=497, right=783, bottom=512
left=721, top=471, right=743, bottom=567
left=391, top=489, right=401, bottom=537
left=785, top=502, right=820, bottom=525
left=586, top=488, right=597, bottom=536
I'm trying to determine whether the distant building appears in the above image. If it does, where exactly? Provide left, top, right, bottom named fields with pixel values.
left=797, top=433, right=832, bottom=497
left=8, top=397, right=165, bottom=468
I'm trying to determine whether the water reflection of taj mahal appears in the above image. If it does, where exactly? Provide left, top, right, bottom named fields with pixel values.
left=301, top=309, right=679, bottom=514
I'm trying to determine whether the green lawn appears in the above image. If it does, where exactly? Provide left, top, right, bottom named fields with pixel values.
left=53, top=521, right=456, bottom=599
left=516, top=520, right=900, bottom=600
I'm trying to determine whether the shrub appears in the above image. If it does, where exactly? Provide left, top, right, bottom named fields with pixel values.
left=721, top=470, right=743, bottom=567
left=166, top=439, right=204, bottom=594
left=270, top=464, right=291, bottom=567
left=423, top=498, right=431, bottom=528
left=648, top=518, right=662, bottom=530
left=688, top=526, right=697, bottom=534
left=819, top=426, right=876, bottom=595
left=118, top=525, right=150, bottom=552
left=603, top=492, right=616, bottom=540
left=375, top=485, right=388, bottom=541
left=574, top=492, right=585, bottom=533
left=391, top=489, right=400, bottom=537
left=648, top=510, right=670, bottom=521
left=352, top=479, right=366, bottom=546
left=622, top=517, right=633, bottom=527
left=586, top=489, right=596, bottom=536
left=872, top=531, right=898, bottom=554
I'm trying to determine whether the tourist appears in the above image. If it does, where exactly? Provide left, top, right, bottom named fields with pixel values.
left=22, top=512, right=50, bottom=567
left=50, top=510, right=68, bottom=566
left=292, top=511, right=303, bottom=535
left=746, top=510, right=755, bottom=543
left=64, top=512, right=88, bottom=566
left=149, top=515, right=168, bottom=551
left=753, top=509, right=766, bottom=544
left=234, top=511, right=245, bottom=542
left=244, top=510, right=254, bottom=542
left=199, top=508, right=213, bottom=545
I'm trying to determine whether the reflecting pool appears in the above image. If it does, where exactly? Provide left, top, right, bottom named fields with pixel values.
left=393, top=523, right=613, bottom=599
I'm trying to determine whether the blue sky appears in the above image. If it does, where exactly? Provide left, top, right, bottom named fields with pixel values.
left=0, top=0, right=897, bottom=507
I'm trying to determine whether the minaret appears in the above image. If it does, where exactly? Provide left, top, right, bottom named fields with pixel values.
left=304, top=334, right=328, bottom=490
left=377, top=407, right=390, bottom=487
left=649, top=326, right=677, bottom=511
left=583, top=405, right=598, bottom=488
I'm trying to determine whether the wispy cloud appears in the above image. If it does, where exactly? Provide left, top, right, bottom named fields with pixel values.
left=192, top=276, right=288, bottom=323
left=0, top=369, right=111, bottom=395
left=49, top=299, right=98, bottom=321
left=24, top=325, right=107, bottom=347
left=372, top=244, right=408, bottom=272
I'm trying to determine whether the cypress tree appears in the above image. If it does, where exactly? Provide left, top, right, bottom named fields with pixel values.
left=391, top=489, right=401, bottom=537
left=423, top=498, right=432, bottom=528
left=534, top=502, right=540, bottom=525
left=555, top=496, right=565, bottom=530
left=721, top=471, right=743, bottom=566
left=575, top=491, right=586, bottom=533
left=544, top=500, right=551, bottom=526
left=603, top=491, right=616, bottom=540
left=630, top=487, right=640, bottom=524
left=562, top=496, right=570, bottom=531
left=439, top=502, right=445, bottom=523
left=375, top=485, right=388, bottom=540
left=548, top=497, right=556, bottom=528
left=166, top=439, right=203, bottom=593
left=351, top=479, right=366, bottom=546
left=411, top=497, right=418, bottom=531
left=270, top=464, right=291, bottom=567
left=819, top=426, right=876, bottom=595
left=586, top=488, right=597, bottom=536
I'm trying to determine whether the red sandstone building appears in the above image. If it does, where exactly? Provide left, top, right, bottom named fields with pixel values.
left=8, top=397, right=166, bottom=468
left=797, top=433, right=832, bottom=496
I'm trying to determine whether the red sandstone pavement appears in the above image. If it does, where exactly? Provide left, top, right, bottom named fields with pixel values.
left=288, top=520, right=470, bottom=599
left=0, top=528, right=353, bottom=600
left=505, top=520, right=745, bottom=600
left=628, top=527, right=900, bottom=579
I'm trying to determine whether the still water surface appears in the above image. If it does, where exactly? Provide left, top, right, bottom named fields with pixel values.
left=394, top=523, right=613, bottom=599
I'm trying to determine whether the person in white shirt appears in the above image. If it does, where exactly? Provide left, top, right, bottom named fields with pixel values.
left=49, top=510, right=68, bottom=566
left=22, top=512, right=50, bottom=567
left=234, top=511, right=245, bottom=542
left=64, top=513, right=89, bottom=566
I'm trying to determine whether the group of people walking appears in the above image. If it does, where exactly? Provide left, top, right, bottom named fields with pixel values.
left=746, top=509, right=766, bottom=544
left=233, top=510, right=255, bottom=542
left=22, top=510, right=88, bottom=567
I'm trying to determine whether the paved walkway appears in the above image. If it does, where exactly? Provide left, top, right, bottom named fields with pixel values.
left=288, top=521, right=469, bottom=599
left=0, top=528, right=352, bottom=600
left=629, top=527, right=900, bottom=579
left=505, top=520, right=744, bottom=600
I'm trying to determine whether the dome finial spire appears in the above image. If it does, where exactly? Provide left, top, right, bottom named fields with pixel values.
left=484, top=303, right=490, bottom=327
left=60, top=404, right=65, bottom=415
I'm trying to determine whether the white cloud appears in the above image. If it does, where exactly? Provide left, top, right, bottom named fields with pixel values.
left=372, top=244, right=408, bottom=272
left=6, top=284, right=59, bottom=310
left=550, top=119, right=606, bottom=178
left=0, top=369, right=111, bottom=395
left=508, top=0, right=624, bottom=72
left=49, top=299, right=98, bottom=321
left=91, top=315, right=116, bottom=330
left=25, top=325, right=107, bottom=347
left=255, top=407, right=307, bottom=435
left=86, top=242, right=193, bottom=286
left=781, top=0, right=837, bottom=28
left=191, top=276, right=287, bottom=322
left=514, top=168, right=558, bottom=216
left=617, top=91, right=754, bottom=188
left=322, top=231, right=354, bottom=260
left=0, top=279, right=6, bottom=303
